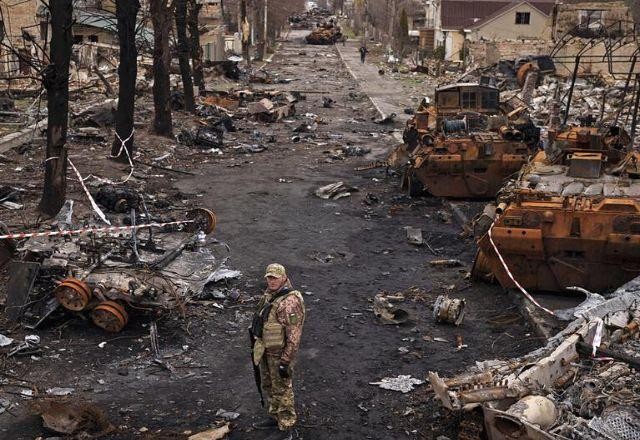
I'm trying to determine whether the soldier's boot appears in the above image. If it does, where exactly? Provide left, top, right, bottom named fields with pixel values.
left=252, top=417, right=278, bottom=430
left=265, top=429, right=292, bottom=440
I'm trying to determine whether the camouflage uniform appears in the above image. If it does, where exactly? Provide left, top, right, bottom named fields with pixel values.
left=252, top=264, right=305, bottom=431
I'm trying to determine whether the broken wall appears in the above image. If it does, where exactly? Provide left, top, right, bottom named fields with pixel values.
left=551, top=1, right=638, bottom=78
left=553, top=1, right=632, bottom=38
left=467, top=40, right=552, bottom=67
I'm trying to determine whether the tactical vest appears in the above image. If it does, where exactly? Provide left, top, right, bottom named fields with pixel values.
left=263, top=290, right=305, bottom=350
left=252, top=290, right=305, bottom=365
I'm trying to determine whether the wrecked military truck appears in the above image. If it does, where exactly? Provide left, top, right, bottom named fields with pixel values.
left=472, top=124, right=640, bottom=293
left=4, top=206, right=223, bottom=333
left=396, top=82, right=540, bottom=198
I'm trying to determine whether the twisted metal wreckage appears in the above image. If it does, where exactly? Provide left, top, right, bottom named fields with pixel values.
left=428, top=277, right=640, bottom=440
left=2, top=199, right=228, bottom=333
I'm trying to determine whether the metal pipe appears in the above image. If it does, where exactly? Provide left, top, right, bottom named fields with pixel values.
left=612, top=55, right=636, bottom=127
left=563, top=55, right=581, bottom=126
left=630, top=74, right=640, bottom=150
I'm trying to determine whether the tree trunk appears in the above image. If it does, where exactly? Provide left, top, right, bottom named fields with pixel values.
left=254, top=0, right=264, bottom=61
left=112, top=0, right=141, bottom=161
left=150, top=0, right=174, bottom=137
left=175, top=0, right=195, bottom=112
left=240, top=0, right=251, bottom=66
left=187, top=0, right=204, bottom=92
left=40, top=0, right=73, bottom=216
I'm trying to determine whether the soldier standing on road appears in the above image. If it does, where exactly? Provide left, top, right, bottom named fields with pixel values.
left=359, top=45, right=368, bottom=63
left=250, top=264, right=305, bottom=440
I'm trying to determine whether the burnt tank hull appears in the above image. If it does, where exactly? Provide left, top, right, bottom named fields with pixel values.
left=473, top=196, right=640, bottom=292
left=398, top=83, right=538, bottom=199
left=472, top=126, right=640, bottom=293
left=410, top=136, right=529, bottom=198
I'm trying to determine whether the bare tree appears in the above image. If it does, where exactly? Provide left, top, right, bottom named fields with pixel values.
left=40, top=0, right=73, bottom=216
left=187, top=0, right=204, bottom=92
left=240, top=0, right=250, bottom=65
left=112, top=0, right=141, bottom=161
left=175, top=0, right=195, bottom=112
left=150, top=0, right=174, bottom=137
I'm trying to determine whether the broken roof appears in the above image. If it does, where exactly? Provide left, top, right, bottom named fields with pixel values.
left=441, top=0, right=555, bottom=30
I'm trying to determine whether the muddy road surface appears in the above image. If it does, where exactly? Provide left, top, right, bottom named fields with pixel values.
left=0, top=31, right=540, bottom=440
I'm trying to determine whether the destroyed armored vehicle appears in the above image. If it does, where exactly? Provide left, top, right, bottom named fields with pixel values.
left=472, top=124, right=640, bottom=292
left=305, top=22, right=343, bottom=45
left=398, top=82, right=540, bottom=198
left=4, top=207, right=222, bottom=333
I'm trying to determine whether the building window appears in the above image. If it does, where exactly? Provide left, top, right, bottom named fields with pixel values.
left=437, top=91, right=459, bottom=108
left=515, top=12, right=530, bottom=25
left=481, top=91, right=499, bottom=110
left=88, top=35, right=98, bottom=42
left=461, top=90, right=477, bottom=109
left=73, top=35, right=84, bottom=44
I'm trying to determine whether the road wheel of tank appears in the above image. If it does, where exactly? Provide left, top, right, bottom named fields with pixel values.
left=91, top=301, right=129, bottom=333
left=471, top=249, right=493, bottom=282
left=403, top=170, right=424, bottom=198
left=186, top=208, right=217, bottom=234
left=55, top=278, right=92, bottom=311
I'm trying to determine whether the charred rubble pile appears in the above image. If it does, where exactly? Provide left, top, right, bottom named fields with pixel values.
left=428, top=276, right=640, bottom=439
left=459, top=57, right=640, bottom=144
left=2, top=190, right=234, bottom=334
left=175, top=90, right=301, bottom=150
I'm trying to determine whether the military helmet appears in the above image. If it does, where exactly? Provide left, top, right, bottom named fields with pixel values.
left=264, top=263, right=287, bottom=278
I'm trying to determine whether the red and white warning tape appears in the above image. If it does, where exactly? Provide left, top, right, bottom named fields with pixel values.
left=0, top=220, right=194, bottom=241
left=487, top=219, right=556, bottom=316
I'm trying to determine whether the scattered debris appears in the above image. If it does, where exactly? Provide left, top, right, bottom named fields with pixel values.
left=373, top=293, right=410, bottom=325
left=46, top=387, right=75, bottom=396
left=31, top=399, right=113, bottom=436
left=188, top=423, right=231, bottom=440
left=429, top=259, right=463, bottom=268
left=314, top=182, right=358, bottom=200
left=215, top=408, right=240, bottom=421
left=0, top=334, right=14, bottom=347
left=433, top=295, right=466, bottom=326
left=404, top=226, right=423, bottom=246
left=370, top=375, right=424, bottom=393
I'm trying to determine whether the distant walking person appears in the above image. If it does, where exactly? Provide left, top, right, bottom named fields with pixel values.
left=359, top=45, right=368, bottom=63
left=250, top=264, right=306, bottom=440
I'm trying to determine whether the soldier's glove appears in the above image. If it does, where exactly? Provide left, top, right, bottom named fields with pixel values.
left=278, top=363, right=290, bottom=379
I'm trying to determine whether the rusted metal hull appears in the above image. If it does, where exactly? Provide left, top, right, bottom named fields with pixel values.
left=473, top=196, right=640, bottom=292
left=410, top=138, right=529, bottom=198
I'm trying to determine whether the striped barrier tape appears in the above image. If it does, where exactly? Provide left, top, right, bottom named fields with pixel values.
left=487, top=218, right=556, bottom=316
left=0, top=220, right=194, bottom=241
